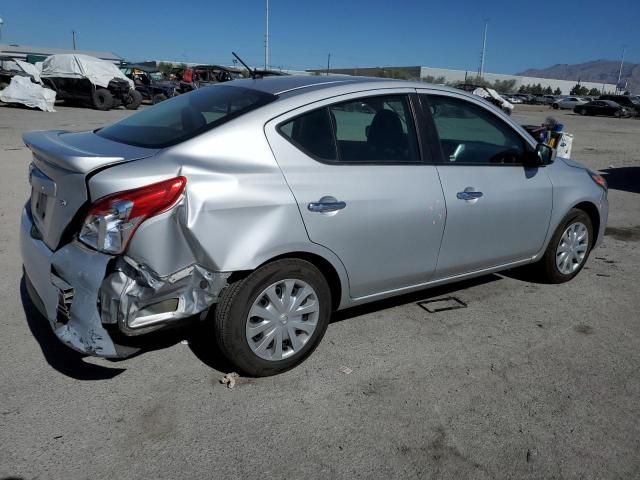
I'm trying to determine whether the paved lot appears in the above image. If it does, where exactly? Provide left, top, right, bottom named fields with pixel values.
left=1, top=103, right=639, bottom=479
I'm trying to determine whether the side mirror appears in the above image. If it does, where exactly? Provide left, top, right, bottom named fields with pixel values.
left=523, top=143, right=555, bottom=167
left=536, top=142, right=556, bottom=165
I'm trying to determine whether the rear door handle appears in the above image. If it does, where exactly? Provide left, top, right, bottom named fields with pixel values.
left=308, top=196, right=346, bottom=213
left=456, top=191, right=483, bottom=200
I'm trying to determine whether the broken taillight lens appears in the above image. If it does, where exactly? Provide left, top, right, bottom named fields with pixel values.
left=79, top=176, right=186, bottom=254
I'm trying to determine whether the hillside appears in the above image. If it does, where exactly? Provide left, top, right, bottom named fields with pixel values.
left=517, top=60, right=640, bottom=93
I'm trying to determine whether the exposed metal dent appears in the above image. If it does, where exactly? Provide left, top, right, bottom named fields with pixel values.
left=49, top=242, right=119, bottom=357
left=100, top=257, right=231, bottom=336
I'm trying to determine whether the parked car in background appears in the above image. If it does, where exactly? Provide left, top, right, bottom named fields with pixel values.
left=501, top=94, right=522, bottom=104
left=535, top=95, right=559, bottom=105
left=456, top=84, right=514, bottom=114
left=175, top=64, right=245, bottom=93
left=599, top=95, right=640, bottom=116
left=20, top=76, right=608, bottom=376
left=0, top=56, right=26, bottom=89
left=41, top=54, right=142, bottom=110
left=512, top=93, right=534, bottom=104
left=552, top=96, right=587, bottom=110
left=121, top=64, right=177, bottom=104
left=573, top=100, right=631, bottom=117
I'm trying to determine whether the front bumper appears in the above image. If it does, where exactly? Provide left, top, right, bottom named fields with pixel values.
left=595, top=189, right=609, bottom=248
left=20, top=206, right=230, bottom=358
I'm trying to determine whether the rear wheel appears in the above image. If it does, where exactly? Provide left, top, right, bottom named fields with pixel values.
left=214, top=259, right=331, bottom=377
left=577, top=108, right=587, bottom=116
left=125, top=90, right=142, bottom=110
left=92, top=88, right=113, bottom=111
left=536, top=209, right=593, bottom=283
left=552, top=103, right=559, bottom=109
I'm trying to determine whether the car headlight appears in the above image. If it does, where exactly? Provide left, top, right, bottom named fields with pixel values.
left=587, top=170, right=607, bottom=190
left=79, top=176, right=186, bottom=254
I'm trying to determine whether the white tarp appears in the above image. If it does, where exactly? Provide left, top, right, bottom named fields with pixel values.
left=40, top=54, right=133, bottom=89
left=0, top=75, right=56, bottom=112
left=472, top=87, right=514, bottom=112
left=15, top=60, right=42, bottom=84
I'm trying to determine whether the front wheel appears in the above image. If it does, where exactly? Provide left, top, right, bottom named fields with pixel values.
left=536, top=209, right=593, bottom=283
left=92, top=88, right=113, bottom=110
left=552, top=103, right=559, bottom=109
left=152, top=93, right=167, bottom=104
left=214, top=259, right=332, bottom=376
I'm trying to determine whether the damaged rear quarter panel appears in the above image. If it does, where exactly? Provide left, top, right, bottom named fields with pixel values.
left=87, top=116, right=313, bottom=276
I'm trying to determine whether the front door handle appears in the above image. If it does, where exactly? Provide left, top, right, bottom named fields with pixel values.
left=456, top=190, right=483, bottom=200
left=308, top=196, right=346, bottom=213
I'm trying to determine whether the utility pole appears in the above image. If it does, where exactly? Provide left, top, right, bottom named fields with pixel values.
left=72, top=30, right=77, bottom=50
left=326, top=53, right=331, bottom=75
left=616, top=45, right=626, bottom=93
left=478, top=19, right=488, bottom=80
left=264, top=0, right=269, bottom=70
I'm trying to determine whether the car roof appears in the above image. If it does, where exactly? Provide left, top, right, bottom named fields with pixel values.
left=227, top=74, right=466, bottom=98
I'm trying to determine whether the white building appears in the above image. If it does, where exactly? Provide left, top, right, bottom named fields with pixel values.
left=313, top=65, right=616, bottom=94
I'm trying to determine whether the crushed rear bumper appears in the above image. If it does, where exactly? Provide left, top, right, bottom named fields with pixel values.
left=20, top=206, right=230, bottom=358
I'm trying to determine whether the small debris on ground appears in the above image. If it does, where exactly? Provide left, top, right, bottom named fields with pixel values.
left=338, top=366, right=353, bottom=375
left=220, top=372, right=240, bottom=389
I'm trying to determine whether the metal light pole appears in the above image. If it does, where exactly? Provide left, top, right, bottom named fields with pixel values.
left=72, top=30, right=77, bottom=50
left=478, top=19, right=488, bottom=80
left=616, top=45, right=626, bottom=93
left=326, top=53, right=331, bottom=75
left=0, top=17, right=4, bottom=41
left=264, top=0, right=269, bottom=70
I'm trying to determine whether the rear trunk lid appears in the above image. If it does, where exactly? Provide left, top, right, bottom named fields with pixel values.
left=24, top=129, right=158, bottom=250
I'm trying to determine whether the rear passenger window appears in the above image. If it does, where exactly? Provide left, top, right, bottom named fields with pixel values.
left=279, top=108, right=337, bottom=161
left=279, top=95, right=420, bottom=164
left=330, top=95, right=419, bottom=162
left=424, top=95, right=526, bottom=165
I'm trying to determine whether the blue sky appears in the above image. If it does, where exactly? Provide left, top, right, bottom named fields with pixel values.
left=2, top=0, right=638, bottom=73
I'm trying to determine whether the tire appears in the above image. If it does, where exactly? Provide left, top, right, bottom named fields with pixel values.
left=92, top=88, right=113, bottom=111
left=125, top=90, right=143, bottom=110
left=0, top=82, right=8, bottom=90
left=536, top=209, right=593, bottom=283
left=152, top=93, right=167, bottom=104
left=214, top=259, right=332, bottom=377
left=552, top=103, right=559, bottom=110
left=577, top=108, right=586, bottom=116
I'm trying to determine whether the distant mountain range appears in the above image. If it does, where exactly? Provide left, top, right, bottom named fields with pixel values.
left=517, top=60, right=639, bottom=93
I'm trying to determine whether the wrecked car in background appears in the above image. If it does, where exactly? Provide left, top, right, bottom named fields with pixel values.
left=40, top=54, right=142, bottom=110
left=173, top=64, right=245, bottom=93
left=20, top=76, right=608, bottom=376
left=120, top=63, right=177, bottom=104
left=0, top=57, right=56, bottom=112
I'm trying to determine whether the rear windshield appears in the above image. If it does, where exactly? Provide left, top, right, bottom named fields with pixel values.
left=97, top=85, right=277, bottom=148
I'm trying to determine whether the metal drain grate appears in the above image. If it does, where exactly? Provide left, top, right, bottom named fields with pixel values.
left=417, top=296, right=467, bottom=313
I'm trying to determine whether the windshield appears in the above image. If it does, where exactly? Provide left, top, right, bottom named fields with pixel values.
left=97, top=85, right=277, bottom=148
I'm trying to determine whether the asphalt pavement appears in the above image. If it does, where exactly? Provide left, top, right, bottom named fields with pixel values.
left=1, top=103, right=639, bottom=479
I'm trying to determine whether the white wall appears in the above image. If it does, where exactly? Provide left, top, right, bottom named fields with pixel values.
left=419, top=67, right=616, bottom=94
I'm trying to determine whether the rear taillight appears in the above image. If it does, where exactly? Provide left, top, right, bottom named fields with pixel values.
left=79, top=176, right=186, bottom=254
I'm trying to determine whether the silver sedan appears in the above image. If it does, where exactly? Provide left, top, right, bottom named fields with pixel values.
left=20, top=76, right=608, bottom=376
